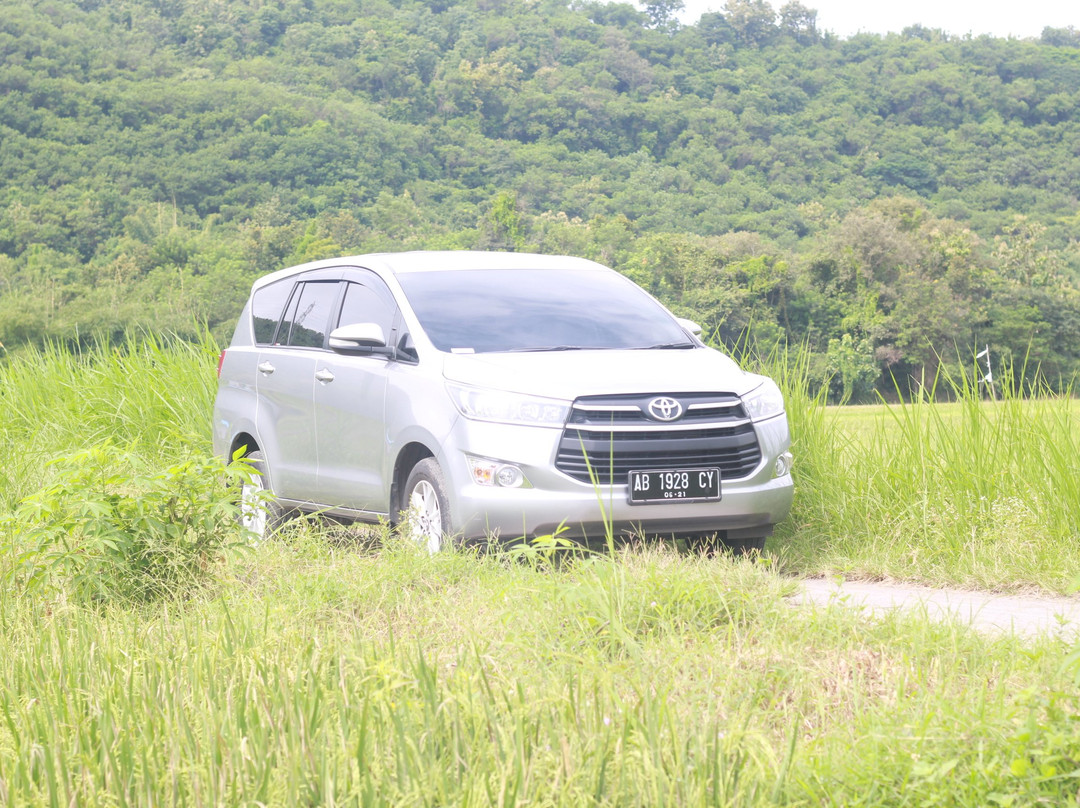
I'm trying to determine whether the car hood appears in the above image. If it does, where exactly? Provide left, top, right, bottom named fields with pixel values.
left=440, top=347, right=759, bottom=400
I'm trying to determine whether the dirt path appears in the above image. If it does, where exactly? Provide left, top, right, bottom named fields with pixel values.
left=792, top=578, right=1080, bottom=640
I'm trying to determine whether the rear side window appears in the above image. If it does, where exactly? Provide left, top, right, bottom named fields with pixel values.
left=251, top=280, right=294, bottom=345
left=281, top=281, right=339, bottom=348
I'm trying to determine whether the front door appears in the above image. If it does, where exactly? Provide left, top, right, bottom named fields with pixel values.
left=314, top=276, right=400, bottom=513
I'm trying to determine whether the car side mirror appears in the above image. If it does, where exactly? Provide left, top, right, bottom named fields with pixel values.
left=329, top=322, right=388, bottom=352
left=675, top=317, right=703, bottom=338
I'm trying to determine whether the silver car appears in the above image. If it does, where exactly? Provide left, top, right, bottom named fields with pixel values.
left=213, top=251, right=793, bottom=551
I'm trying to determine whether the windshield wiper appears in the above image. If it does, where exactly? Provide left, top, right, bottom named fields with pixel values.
left=507, top=345, right=589, bottom=352
left=633, top=342, right=697, bottom=350
left=506, top=343, right=693, bottom=352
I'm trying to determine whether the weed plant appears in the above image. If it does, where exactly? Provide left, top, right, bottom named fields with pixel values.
left=1, top=443, right=255, bottom=603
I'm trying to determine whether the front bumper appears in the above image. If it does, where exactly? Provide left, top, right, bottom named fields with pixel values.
left=438, top=414, right=794, bottom=541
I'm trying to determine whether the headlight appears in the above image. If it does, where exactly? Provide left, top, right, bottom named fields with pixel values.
left=466, top=455, right=531, bottom=488
left=741, top=378, right=785, bottom=421
left=447, top=383, right=570, bottom=428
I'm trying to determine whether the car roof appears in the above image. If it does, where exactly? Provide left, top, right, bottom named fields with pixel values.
left=251, top=250, right=608, bottom=291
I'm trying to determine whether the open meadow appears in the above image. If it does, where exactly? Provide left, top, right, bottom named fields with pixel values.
left=778, top=380, right=1080, bottom=594
left=1, top=340, right=1079, bottom=806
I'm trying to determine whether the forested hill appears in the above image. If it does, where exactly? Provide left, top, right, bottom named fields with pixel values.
left=2, top=0, right=1079, bottom=398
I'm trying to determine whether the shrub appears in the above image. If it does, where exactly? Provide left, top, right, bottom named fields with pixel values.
left=1, top=444, right=255, bottom=603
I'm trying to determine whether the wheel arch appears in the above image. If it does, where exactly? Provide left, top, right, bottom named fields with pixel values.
left=229, top=432, right=260, bottom=461
left=390, top=441, right=436, bottom=523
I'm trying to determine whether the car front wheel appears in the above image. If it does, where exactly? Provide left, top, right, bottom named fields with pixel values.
left=403, top=458, right=452, bottom=553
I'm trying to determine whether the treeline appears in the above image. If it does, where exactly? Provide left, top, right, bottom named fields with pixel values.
left=1, top=0, right=1079, bottom=398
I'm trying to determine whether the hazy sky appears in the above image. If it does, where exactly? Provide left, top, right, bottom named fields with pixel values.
left=675, top=0, right=1078, bottom=39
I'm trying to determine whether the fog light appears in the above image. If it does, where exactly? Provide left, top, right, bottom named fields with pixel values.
left=495, top=465, right=523, bottom=488
left=466, top=456, right=530, bottom=488
left=774, top=451, right=793, bottom=478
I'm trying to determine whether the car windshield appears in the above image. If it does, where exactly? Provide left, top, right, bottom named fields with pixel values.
left=396, top=268, right=695, bottom=354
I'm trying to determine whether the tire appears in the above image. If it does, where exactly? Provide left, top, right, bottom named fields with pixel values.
left=687, top=533, right=767, bottom=556
left=239, top=450, right=285, bottom=541
left=726, top=536, right=766, bottom=556
left=402, top=458, right=453, bottom=553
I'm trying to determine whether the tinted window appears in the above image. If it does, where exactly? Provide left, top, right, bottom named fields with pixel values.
left=396, top=269, right=691, bottom=353
left=336, top=280, right=418, bottom=362
left=337, top=281, right=396, bottom=338
left=251, top=280, right=294, bottom=345
left=281, top=281, right=339, bottom=348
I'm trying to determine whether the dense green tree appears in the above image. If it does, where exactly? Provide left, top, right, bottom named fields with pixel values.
left=778, top=1, right=817, bottom=45
left=1, top=0, right=1079, bottom=396
left=642, top=0, right=685, bottom=30
left=724, top=0, right=778, bottom=46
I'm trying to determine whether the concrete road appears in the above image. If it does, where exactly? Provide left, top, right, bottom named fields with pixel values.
left=792, top=578, right=1080, bottom=640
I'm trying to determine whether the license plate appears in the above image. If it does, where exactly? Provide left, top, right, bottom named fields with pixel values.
left=628, top=467, right=721, bottom=504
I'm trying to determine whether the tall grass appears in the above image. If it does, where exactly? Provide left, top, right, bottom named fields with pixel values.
left=2, top=336, right=1077, bottom=590
left=758, top=349, right=1080, bottom=592
left=0, top=333, right=218, bottom=509
left=3, top=339, right=1080, bottom=805
left=2, top=537, right=1078, bottom=806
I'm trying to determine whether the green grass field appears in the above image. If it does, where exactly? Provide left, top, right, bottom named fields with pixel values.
left=1, top=340, right=1079, bottom=805
left=825, top=398, right=1080, bottom=441
left=777, top=379, right=1080, bottom=593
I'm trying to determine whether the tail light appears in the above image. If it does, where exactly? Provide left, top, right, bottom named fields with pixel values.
left=216, top=350, right=226, bottom=377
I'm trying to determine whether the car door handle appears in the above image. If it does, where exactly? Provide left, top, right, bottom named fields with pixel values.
left=315, top=369, right=335, bottom=383
left=257, top=361, right=275, bottom=375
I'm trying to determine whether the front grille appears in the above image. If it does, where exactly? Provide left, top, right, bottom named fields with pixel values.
left=555, top=393, right=762, bottom=485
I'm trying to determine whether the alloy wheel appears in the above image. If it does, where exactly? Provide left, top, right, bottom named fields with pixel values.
left=408, top=479, right=443, bottom=553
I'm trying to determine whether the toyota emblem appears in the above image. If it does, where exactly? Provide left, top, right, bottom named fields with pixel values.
left=646, top=396, right=683, bottom=421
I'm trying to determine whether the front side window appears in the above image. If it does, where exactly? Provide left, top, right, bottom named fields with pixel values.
left=281, top=281, right=339, bottom=348
left=396, top=268, right=692, bottom=354
left=337, top=281, right=396, bottom=339
left=336, top=278, right=419, bottom=362
left=251, top=279, right=295, bottom=345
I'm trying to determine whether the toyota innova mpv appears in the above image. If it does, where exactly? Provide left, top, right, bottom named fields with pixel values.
left=213, top=251, right=793, bottom=551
